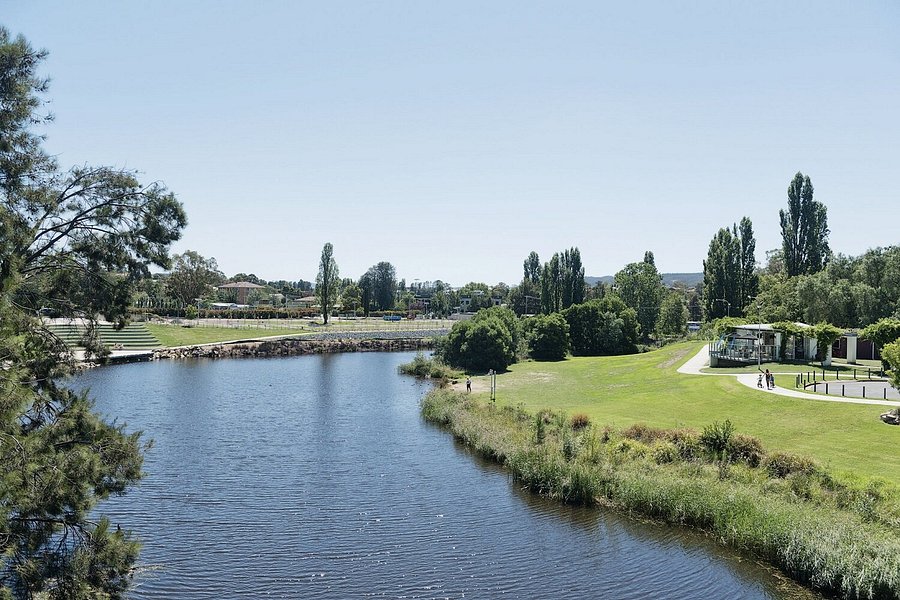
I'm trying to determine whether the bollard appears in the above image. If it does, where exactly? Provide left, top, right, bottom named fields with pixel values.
left=826, top=383, right=829, bottom=394
left=885, top=388, right=887, bottom=400
left=853, top=369, right=856, bottom=380
left=836, top=370, right=840, bottom=380
left=842, top=385, right=845, bottom=397
left=863, top=386, right=866, bottom=398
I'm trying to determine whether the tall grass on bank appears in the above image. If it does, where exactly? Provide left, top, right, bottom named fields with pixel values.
left=421, top=389, right=900, bottom=600
left=399, top=352, right=461, bottom=383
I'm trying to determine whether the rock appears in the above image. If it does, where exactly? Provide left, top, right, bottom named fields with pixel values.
left=152, top=334, right=438, bottom=362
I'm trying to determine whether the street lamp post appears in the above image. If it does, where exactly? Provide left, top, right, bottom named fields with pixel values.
left=714, top=298, right=731, bottom=317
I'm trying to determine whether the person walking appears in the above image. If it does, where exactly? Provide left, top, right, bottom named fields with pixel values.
left=757, top=373, right=764, bottom=388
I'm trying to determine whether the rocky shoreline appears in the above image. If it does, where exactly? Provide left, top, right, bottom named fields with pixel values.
left=152, top=331, right=442, bottom=361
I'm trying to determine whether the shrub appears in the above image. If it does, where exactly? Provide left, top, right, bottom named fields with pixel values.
left=612, top=439, right=649, bottom=459
left=441, top=316, right=516, bottom=372
left=764, top=451, right=819, bottom=479
left=652, top=441, right=680, bottom=464
left=623, top=422, right=666, bottom=444
left=399, top=352, right=458, bottom=381
left=570, top=413, right=590, bottom=431
left=667, top=428, right=701, bottom=460
left=700, top=419, right=734, bottom=454
left=728, top=433, right=765, bottom=468
left=534, top=413, right=546, bottom=444
left=525, top=313, right=570, bottom=360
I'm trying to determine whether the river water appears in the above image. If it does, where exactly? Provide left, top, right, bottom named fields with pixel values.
left=73, top=352, right=807, bottom=599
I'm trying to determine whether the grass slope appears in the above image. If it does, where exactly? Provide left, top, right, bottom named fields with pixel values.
left=145, top=324, right=305, bottom=347
left=479, top=342, right=900, bottom=482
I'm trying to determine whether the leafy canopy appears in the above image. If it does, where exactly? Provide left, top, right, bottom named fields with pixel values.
left=1, top=27, right=186, bottom=597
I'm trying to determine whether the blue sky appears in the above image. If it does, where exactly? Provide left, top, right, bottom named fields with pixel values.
left=6, top=1, right=899, bottom=286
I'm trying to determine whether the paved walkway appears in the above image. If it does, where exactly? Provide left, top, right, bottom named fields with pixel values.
left=677, top=345, right=900, bottom=408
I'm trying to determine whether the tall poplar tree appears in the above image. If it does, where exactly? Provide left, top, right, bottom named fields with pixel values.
left=315, top=242, right=339, bottom=324
left=780, top=172, right=830, bottom=277
left=523, top=251, right=541, bottom=284
left=703, top=218, right=758, bottom=319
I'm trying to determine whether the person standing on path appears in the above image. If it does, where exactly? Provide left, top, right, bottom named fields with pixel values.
left=466, top=377, right=471, bottom=393
left=765, top=369, right=772, bottom=390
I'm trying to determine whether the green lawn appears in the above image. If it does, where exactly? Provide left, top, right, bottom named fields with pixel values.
left=146, top=324, right=307, bottom=346
left=476, top=342, right=900, bottom=483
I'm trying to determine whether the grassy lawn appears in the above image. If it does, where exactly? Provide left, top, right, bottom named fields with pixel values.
left=476, top=342, right=900, bottom=483
left=146, top=323, right=307, bottom=347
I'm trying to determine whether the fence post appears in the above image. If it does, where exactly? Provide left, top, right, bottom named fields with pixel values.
left=863, top=386, right=866, bottom=398
left=826, top=383, right=829, bottom=394
left=842, top=385, right=845, bottom=397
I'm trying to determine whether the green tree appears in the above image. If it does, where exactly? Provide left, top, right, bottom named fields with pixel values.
left=473, top=306, right=522, bottom=356
left=1, top=27, right=187, bottom=596
left=703, top=219, right=757, bottom=319
left=165, top=250, right=224, bottom=304
left=881, top=340, right=900, bottom=392
left=656, top=291, right=689, bottom=337
left=614, top=253, right=664, bottom=341
left=523, top=251, right=541, bottom=284
left=525, top=313, right=569, bottom=360
left=340, top=281, right=362, bottom=313
left=703, top=227, right=739, bottom=319
left=440, top=317, right=515, bottom=372
left=366, top=261, right=397, bottom=311
left=315, top=243, right=339, bottom=323
left=358, top=271, right=374, bottom=316
left=508, top=279, right=540, bottom=316
left=860, top=318, right=900, bottom=369
left=738, top=217, right=759, bottom=307
left=561, top=298, right=638, bottom=356
left=780, top=172, right=830, bottom=277
left=540, top=248, right=585, bottom=313
left=811, top=322, right=843, bottom=362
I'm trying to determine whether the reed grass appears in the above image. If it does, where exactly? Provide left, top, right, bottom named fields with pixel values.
left=399, top=352, right=461, bottom=382
left=421, top=389, right=900, bottom=599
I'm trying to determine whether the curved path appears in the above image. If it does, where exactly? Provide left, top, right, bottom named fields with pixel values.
left=677, top=345, right=900, bottom=408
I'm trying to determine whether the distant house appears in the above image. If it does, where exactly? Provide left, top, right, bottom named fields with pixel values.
left=218, top=281, right=265, bottom=305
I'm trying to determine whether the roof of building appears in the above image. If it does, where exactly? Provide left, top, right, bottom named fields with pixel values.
left=218, top=281, right=265, bottom=289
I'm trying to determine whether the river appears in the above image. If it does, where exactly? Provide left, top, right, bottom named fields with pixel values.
left=73, top=351, right=809, bottom=599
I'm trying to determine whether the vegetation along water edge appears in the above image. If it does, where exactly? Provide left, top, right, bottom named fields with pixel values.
left=410, top=348, right=900, bottom=599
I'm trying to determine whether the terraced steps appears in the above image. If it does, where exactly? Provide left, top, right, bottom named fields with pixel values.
left=46, top=322, right=161, bottom=349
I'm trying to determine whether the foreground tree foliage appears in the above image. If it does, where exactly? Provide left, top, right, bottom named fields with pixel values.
left=1, top=28, right=186, bottom=597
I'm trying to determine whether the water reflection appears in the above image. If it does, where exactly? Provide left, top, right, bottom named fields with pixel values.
left=72, top=353, right=814, bottom=599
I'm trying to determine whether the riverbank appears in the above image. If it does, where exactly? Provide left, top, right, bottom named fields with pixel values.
left=421, top=389, right=900, bottom=599
left=466, top=342, right=899, bottom=482
left=152, top=333, right=438, bottom=360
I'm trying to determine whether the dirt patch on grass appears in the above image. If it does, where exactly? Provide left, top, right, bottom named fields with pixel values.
left=657, top=347, right=692, bottom=369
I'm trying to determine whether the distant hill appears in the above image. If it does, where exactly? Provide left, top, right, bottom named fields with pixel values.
left=585, top=272, right=703, bottom=288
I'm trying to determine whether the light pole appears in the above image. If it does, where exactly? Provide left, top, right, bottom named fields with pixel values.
left=714, top=298, right=731, bottom=317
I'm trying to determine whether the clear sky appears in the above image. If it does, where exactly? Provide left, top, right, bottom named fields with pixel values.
left=5, top=1, right=899, bottom=286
